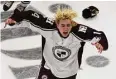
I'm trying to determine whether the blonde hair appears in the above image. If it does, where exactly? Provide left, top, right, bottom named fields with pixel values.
left=55, top=8, right=77, bottom=26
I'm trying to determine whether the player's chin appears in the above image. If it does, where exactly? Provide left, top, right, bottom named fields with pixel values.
left=62, top=32, right=69, bottom=37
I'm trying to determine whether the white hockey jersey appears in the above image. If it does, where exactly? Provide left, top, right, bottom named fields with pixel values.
left=10, top=10, right=108, bottom=78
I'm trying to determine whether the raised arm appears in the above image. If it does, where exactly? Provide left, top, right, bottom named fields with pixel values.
left=72, top=24, right=108, bottom=51
left=9, top=10, right=56, bottom=29
left=5, top=10, right=57, bottom=38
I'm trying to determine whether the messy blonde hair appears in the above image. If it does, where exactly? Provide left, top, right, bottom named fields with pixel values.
left=55, top=8, right=77, bottom=26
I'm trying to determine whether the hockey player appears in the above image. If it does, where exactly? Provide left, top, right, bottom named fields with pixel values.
left=5, top=8, right=108, bottom=79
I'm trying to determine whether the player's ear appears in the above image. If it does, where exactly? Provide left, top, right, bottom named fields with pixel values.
left=71, top=20, right=78, bottom=26
left=55, top=20, right=59, bottom=27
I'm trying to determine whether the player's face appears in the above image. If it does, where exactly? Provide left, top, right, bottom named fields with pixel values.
left=57, top=19, right=72, bottom=37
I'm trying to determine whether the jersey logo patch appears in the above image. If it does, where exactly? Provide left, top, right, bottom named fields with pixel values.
left=52, top=46, right=71, bottom=61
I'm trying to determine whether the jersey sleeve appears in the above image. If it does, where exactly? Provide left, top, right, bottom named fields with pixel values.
left=10, top=10, right=56, bottom=38
left=72, top=24, right=108, bottom=50
left=10, top=10, right=56, bottom=29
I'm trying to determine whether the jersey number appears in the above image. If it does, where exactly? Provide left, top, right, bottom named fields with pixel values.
left=46, top=18, right=54, bottom=25
left=32, top=13, right=40, bottom=18
left=78, top=25, right=87, bottom=33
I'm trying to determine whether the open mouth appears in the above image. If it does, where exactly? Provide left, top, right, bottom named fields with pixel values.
left=63, top=32, right=68, bottom=35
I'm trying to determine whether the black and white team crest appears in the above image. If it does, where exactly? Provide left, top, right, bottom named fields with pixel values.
left=52, top=46, right=71, bottom=61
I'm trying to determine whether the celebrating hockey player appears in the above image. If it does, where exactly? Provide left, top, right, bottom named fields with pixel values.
left=5, top=8, right=108, bottom=79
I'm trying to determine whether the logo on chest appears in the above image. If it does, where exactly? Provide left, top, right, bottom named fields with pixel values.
left=52, top=46, right=71, bottom=61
